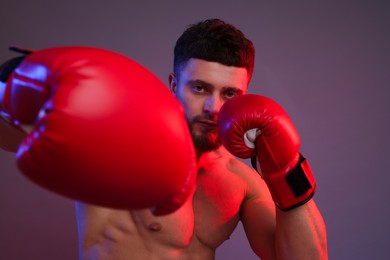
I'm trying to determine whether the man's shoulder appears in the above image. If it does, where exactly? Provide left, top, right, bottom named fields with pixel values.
left=217, top=148, right=273, bottom=203
left=197, top=147, right=255, bottom=189
left=219, top=147, right=255, bottom=176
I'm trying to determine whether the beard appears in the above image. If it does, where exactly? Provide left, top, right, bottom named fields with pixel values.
left=187, top=115, right=222, bottom=153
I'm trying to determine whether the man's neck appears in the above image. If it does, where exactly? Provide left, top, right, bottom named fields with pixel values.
left=196, top=146, right=228, bottom=163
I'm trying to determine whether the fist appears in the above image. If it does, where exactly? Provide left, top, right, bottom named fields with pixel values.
left=218, top=94, right=316, bottom=210
left=1, top=46, right=196, bottom=215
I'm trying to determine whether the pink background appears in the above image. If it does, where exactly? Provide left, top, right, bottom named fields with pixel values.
left=1, top=1, right=389, bottom=259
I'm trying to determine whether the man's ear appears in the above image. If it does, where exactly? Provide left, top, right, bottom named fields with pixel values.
left=168, top=72, right=177, bottom=94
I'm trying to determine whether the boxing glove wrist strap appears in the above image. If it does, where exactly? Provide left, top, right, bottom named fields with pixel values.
left=261, top=154, right=316, bottom=211
left=1, top=47, right=33, bottom=124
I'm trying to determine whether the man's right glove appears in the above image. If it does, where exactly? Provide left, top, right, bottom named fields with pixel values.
left=0, top=46, right=197, bottom=215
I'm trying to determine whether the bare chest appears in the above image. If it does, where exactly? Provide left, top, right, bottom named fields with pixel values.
left=78, top=158, right=249, bottom=257
left=192, top=166, right=246, bottom=248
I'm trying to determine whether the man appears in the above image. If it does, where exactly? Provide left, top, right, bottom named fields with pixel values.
left=75, top=18, right=327, bottom=259
left=0, top=19, right=327, bottom=259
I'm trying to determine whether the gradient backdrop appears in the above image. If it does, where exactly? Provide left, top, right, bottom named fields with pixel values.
left=1, top=1, right=389, bottom=259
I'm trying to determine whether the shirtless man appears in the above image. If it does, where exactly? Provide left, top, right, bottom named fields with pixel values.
left=76, top=19, right=328, bottom=259
left=0, top=19, right=327, bottom=259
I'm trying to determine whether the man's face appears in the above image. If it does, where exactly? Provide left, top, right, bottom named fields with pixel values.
left=169, top=58, right=248, bottom=153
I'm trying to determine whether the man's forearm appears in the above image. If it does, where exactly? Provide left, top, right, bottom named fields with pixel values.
left=275, top=199, right=328, bottom=260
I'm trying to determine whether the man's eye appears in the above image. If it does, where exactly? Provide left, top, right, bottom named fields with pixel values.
left=225, top=91, right=238, bottom=98
left=192, top=85, right=205, bottom=92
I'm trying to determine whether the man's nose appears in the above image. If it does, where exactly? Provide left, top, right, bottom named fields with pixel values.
left=204, top=95, right=223, bottom=114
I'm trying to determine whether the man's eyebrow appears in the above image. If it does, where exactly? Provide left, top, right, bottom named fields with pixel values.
left=187, top=79, right=213, bottom=88
left=223, top=86, right=244, bottom=95
left=187, top=79, right=244, bottom=94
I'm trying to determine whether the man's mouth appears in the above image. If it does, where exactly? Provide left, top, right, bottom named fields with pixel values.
left=197, top=119, right=217, bottom=127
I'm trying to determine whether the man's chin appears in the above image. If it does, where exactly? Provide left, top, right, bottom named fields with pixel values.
left=188, top=120, right=221, bottom=153
left=191, top=134, right=221, bottom=153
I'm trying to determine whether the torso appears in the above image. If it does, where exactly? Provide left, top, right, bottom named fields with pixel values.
left=76, top=148, right=257, bottom=260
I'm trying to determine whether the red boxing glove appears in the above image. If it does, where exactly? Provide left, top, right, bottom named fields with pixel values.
left=0, top=46, right=196, bottom=215
left=218, top=94, right=316, bottom=211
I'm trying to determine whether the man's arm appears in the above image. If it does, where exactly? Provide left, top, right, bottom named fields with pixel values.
left=240, top=178, right=327, bottom=259
left=0, top=114, right=27, bottom=152
left=275, top=200, right=327, bottom=259
left=218, top=94, right=328, bottom=259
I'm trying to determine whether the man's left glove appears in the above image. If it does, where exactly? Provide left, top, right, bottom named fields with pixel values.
left=218, top=94, right=316, bottom=211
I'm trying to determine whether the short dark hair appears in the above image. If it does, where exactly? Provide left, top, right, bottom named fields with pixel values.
left=173, top=18, right=255, bottom=82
